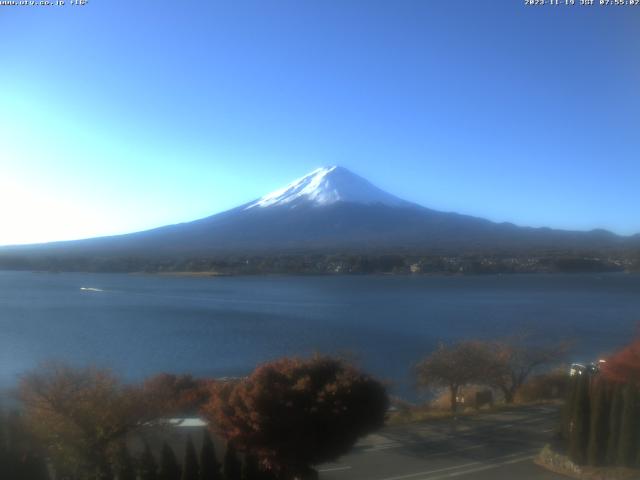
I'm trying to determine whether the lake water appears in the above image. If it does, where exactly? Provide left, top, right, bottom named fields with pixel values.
left=1, top=271, right=639, bottom=400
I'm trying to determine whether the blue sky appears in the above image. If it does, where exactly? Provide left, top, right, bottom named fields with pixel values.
left=1, top=1, right=639, bottom=245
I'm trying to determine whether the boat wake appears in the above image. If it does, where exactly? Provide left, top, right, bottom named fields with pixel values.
left=80, top=287, right=104, bottom=292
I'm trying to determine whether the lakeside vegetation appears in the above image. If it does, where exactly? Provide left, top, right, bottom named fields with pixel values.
left=415, top=338, right=568, bottom=412
left=0, top=334, right=578, bottom=480
left=1, top=250, right=638, bottom=275
left=1, top=356, right=388, bottom=480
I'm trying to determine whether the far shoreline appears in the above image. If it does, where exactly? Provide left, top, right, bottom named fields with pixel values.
left=2, top=269, right=636, bottom=278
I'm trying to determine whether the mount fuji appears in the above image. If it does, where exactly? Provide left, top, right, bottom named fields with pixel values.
left=0, top=166, right=636, bottom=263
left=244, top=166, right=409, bottom=210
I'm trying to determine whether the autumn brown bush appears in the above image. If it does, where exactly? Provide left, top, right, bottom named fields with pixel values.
left=19, top=363, right=170, bottom=479
left=201, top=356, right=388, bottom=480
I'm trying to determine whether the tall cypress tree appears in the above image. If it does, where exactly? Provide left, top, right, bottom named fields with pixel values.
left=606, top=384, right=624, bottom=466
left=0, top=409, right=5, bottom=470
left=112, top=443, right=136, bottom=480
left=20, top=453, right=51, bottom=480
left=199, top=431, right=222, bottom=480
left=0, top=410, right=8, bottom=479
left=223, top=443, right=242, bottom=480
left=616, top=384, right=638, bottom=467
left=241, top=454, right=260, bottom=480
left=587, top=379, right=609, bottom=466
left=257, top=467, right=277, bottom=480
left=139, top=444, right=159, bottom=480
left=181, top=437, right=199, bottom=480
left=561, top=376, right=579, bottom=442
left=568, top=374, right=590, bottom=465
left=159, top=443, right=182, bottom=480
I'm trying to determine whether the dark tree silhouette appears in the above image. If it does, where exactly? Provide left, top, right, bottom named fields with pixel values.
left=241, top=454, right=260, bottom=480
left=11, top=453, right=50, bottom=480
left=113, top=442, right=136, bottom=480
left=139, top=444, right=159, bottom=480
left=568, top=374, right=590, bottom=465
left=223, top=443, right=242, bottom=480
left=605, top=384, right=624, bottom=465
left=586, top=379, right=609, bottom=466
left=159, top=443, right=181, bottom=480
left=199, top=431, right=222, bottom=480
left=616, top=385, right=638, bottom=466
left=181, top=437, right=199, bottom=480
left=561, top=338, right=640, bottom=468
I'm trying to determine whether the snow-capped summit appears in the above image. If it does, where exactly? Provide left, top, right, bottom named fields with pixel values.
left=4, top=165, right=634, bottom=263
left=245, top=166, right=407, bottom=209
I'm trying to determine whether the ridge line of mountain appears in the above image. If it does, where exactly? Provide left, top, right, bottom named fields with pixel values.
left=0, top=166, right=638, bottom=274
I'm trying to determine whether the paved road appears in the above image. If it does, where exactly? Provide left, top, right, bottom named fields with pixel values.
left=318, top=405, right=567, bottom=480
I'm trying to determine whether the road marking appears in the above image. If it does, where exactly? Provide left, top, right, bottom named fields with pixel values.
left=318, top=466, right=352, bottom=473
left=359, top=441, right=403, bottom=451
left=493, top=423, right=514, bottom=430
left=422, top=444, right=486, bottom=458
left=359, top=415, right=554, bottom=451
left=359, top=415, right=555, bottom=452
left=376, top=462, right=482, bottom=480
left=375, top=451, right=537, bottom=480
left=364, top=442, right=486, bottom=455
left=425, top=454, right=535, bottom=479
left=538, top=406, right=557, bottom=413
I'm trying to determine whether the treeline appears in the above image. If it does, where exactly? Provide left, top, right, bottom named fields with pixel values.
left=0, top=416, right=264, bottom=480
left=561, top=340, right=640, bottom=468
left=0, top=251, right=635, bottom=275
left=415, top=337, right=569, bottom=412
left=0, top=336, right=585, bottom=480
left=1, top=357, right=388, bottom=480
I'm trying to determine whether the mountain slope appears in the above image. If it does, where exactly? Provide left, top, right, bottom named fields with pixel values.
left=0, top=166, right=638, bottom=259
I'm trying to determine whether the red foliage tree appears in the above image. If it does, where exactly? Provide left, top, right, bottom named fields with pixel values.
left=600, top=339, right=640, bottom=385
left=201, top=356, right=388, bottom=480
